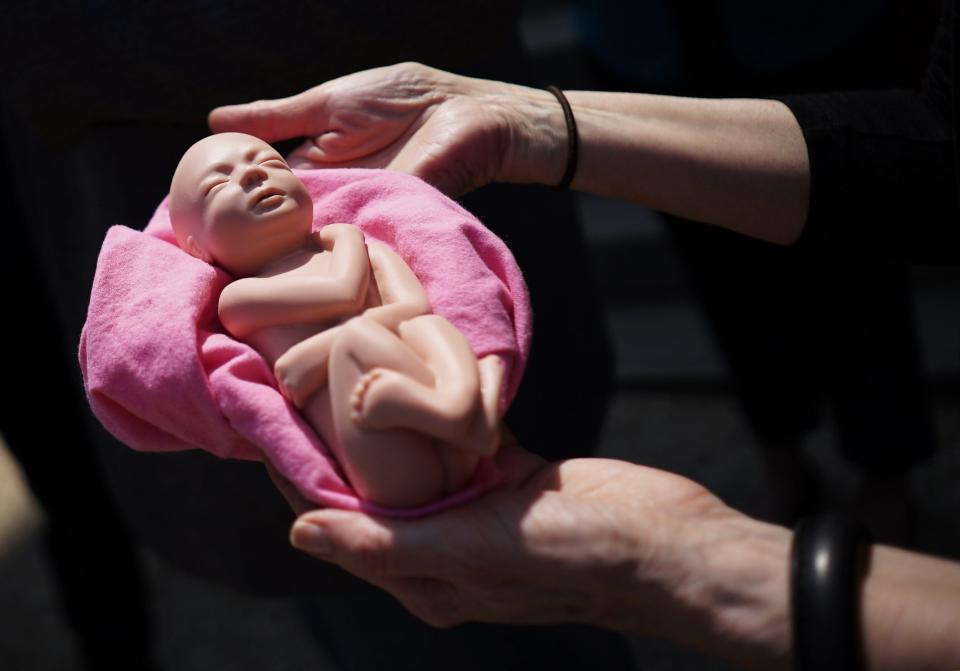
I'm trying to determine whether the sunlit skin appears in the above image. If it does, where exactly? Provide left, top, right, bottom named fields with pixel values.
left=209, top=64, right=960, bottom=671
left=169, top=133, right=505, bottom=507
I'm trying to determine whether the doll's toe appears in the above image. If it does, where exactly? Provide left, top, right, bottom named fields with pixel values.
left=350, top=369, right=383, bottom=423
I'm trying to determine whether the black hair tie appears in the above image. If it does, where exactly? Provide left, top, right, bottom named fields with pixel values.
left=546, top=85, right=579, bottom=190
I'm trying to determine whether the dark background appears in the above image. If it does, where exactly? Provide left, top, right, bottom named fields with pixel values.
left=1, top=1, right=958, bottom=670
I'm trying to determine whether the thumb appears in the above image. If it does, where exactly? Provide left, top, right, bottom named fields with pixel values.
left=291, top=508, right=451, bottom=581
left=208, top=88, right=325, bottom=142
left=291, top=510, right=467, bottom=628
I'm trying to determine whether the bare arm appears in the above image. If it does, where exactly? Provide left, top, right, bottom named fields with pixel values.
left=502, top=88, right=810, bottom=245
left=219, top=224, right=370, bottom=338
left=678, top=519, right=960, bottom=671
left=211, top=64, right=810, bottom=245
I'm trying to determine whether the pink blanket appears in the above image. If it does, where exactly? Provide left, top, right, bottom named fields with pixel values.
left=80, top=168, right=531, bottom=518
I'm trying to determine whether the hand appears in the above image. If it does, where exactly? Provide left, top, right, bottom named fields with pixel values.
left=273, top=355, right=315, bottom=408
left=314, top=222, right=364, bottom=250
left=273, top=328, right=339, bottom=407
left=208, top=62, right=565, bottom=197
left=285, top=433, right=741, bottom=635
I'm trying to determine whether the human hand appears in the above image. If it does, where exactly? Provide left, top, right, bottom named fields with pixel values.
left=285, top=432, right=750, bottom=633
left=208, top=62, right=567, bottom=197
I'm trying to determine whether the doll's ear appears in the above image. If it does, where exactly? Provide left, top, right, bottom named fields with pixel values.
left=185, top=235, right=213, bottom=263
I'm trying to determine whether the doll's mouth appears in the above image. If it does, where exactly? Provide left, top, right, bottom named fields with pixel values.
left=250, top=188, right=286, bottom=212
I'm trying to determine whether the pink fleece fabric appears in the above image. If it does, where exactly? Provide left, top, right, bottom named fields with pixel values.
left=79, top=168, right=531, bottom=518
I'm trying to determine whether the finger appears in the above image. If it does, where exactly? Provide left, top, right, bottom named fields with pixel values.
left=398, top=153, right=468, bottom=199
left=208, top=88, right=326, bottom=142
left=289, top=510, right=468, bottom=626
left=291, top=508, right=457, bottom=581
left=287, top=140, right=401, bottom=171
left=287, top=141, right=322, bottom=169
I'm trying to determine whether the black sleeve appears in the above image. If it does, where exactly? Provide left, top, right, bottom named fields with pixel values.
left=777, top=0, right=960, bottom=264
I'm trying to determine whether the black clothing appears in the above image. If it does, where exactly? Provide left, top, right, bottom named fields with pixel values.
left=581, top=1, right=951, bottom=477
left=782, top=0, right=960, bottom=263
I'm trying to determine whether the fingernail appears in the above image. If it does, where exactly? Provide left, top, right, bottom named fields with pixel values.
left=291, top=521, right=332, bottom=556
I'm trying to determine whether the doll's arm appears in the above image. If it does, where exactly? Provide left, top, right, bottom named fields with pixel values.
left=273, top=241, right=429, bottom=405
left=219, top=224, right=370, bottom=338
left=360, top=242, right=430, bottom=330
left=273, top=326, right=342, bottom=407
left=273, top=241, right=428, bottom=406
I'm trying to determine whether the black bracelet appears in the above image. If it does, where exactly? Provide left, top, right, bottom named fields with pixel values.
left=791, top=514, right=872, bottom=671
left=546, top=85, right=579, bottom=190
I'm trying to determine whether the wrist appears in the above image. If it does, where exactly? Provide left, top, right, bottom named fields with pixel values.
left=640, top=512, right=793, bottom=670
left=701, top=516, right=793, bottom=669
left=496, top=83, right=570, bottom=187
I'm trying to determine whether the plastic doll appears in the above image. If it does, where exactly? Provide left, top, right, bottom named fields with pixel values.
left=168, top=132, right=503, bottom=507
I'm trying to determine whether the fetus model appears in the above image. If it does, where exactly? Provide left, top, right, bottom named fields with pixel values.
left=168, top=132, right=503, bottom=507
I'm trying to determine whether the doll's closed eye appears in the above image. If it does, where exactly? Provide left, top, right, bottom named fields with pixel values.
left=203, top=179, right=228, bottom=197
left=261, top=158, right=290, bottom=170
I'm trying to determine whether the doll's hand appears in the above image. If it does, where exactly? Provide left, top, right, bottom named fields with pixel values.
left=273, top=356, right=314, bottom=408
left=314, top=223, right=364, bottom=250
left=274, top=331, right=338, bottom=407
left=208, top=63, right=564, bottom=197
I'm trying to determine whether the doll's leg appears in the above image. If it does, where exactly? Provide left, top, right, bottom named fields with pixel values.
left=350, top=315, right=489, bottom=444
left=460, top=353, right=506, bottom=457
left=325, top=319, right=445, bottom=507
left=331, top=315, right=436, bottom=387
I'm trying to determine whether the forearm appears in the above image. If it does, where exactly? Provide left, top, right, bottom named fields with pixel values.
left=220, top=275, right=367, bottom=336
left=643, top=514, right=960, bottom=670
left=623, top=513, right=792, bottom=670
left=861, top=545, right=960, bottom=671
left=324, top=227, right=370, bottom=299
left=501, top=86, right=810, bottom=245
left=362, top=243, right=430, bottom=330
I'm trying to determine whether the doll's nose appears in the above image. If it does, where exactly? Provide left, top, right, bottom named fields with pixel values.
left=240, top=164, right=268, bottom=189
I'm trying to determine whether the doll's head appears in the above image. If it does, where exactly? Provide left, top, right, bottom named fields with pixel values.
left=169, top=132, right=313, bottom=276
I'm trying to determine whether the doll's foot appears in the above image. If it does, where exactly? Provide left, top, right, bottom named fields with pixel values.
left=350, top=368, right=412, bottom=428
left=350, top=369, right=384, bottom=423
left=449, top=356, right=504, bottom=457
left=474, top=355, right=505, bottom=453
left=478, top=355, right=504, bottom=426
